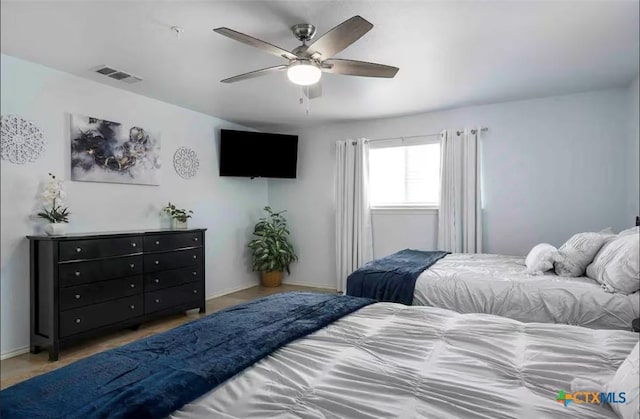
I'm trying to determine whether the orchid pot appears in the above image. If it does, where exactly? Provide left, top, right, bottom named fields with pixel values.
left=44, top=222, right=67, bottom=236
left=171, top=219, right=188, bottom=230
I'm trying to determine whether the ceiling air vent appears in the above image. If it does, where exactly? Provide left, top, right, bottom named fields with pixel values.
left=96, top=66, right=117, bottom=75
left=92, top=65, right=143, bottom=84
left=108, top=71, right=130, bottom=80
left=121, top=76, right=143, bottom=84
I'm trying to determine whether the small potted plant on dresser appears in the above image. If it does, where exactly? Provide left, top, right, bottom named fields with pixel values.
left=162, top=202, right=193, bottom=229
left=248, top=206, right=298, bottom=287
left=37, top=173, right=70, bottom=235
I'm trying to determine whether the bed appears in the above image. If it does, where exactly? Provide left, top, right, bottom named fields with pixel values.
left=413, top=253, right=639, bottom=330
left=347, top=250, right=639, bottom=330
left=173, top=301, right=638, bottom=419
left=3, top=293, right=637, bottom=419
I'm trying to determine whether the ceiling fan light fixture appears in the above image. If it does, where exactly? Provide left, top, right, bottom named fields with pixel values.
left=287, top=60, right=321, bottom=86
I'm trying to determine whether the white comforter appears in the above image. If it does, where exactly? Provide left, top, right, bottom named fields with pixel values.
left=171, top=303, right=638, bottom=419
left=414, top=254, right=639, bottom=330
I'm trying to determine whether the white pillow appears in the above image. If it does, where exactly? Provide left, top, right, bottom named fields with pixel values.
left=599, top=227, right=617, bottom=243
left=555, top=232, right=606, bottom=277
left=586, top=228, right=627, bottom=279
left=600, top=227, right=616, bottom=235
left=524, top=243, right=560, bottom=275
left=587, top=233, right=640, bottom=294
left=607, top=342, right=639, bottom=419
left=618, top=226, right=639, bottom=237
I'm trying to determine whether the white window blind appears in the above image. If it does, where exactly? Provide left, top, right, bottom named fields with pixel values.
left=368, top=139, right=440, bottom=208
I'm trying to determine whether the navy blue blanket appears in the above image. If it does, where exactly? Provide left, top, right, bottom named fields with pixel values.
left=346, top=249, right=449, bottom=304
left=1, top=292, right=374, bottom=419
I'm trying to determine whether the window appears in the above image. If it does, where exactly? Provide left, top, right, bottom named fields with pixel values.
left=368, top=140, right=440, bottom=208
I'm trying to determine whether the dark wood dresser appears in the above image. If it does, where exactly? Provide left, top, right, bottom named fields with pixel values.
left=27, top=228, right=206, bottom=361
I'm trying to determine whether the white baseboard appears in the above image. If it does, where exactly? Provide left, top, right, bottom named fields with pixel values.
left=205, top=283, right=257, bottom=300
left=282, top=281, right=338, bottom=291
left=1, top=346, right=29, bottom=360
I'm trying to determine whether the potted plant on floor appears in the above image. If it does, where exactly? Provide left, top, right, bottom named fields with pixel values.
left=162, top=202, right=193, bottom=229
left=248, top=206, right=298, bottom=287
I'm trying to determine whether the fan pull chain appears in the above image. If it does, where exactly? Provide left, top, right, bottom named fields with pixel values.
left=300, top=87, right=310, bottom=116
left=306, top=86, right=310, bottom=116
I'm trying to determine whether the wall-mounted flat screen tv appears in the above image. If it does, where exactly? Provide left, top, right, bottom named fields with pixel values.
left=219, top=129, right=298, bottom=179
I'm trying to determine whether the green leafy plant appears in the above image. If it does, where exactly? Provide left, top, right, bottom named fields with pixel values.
left=162, top=202, right=193, bottom=222
left=37, top=204, right=70, bottom=223
left=248, top=206, right=297, bottom=273
left=37, top=173, right=70, bottom=223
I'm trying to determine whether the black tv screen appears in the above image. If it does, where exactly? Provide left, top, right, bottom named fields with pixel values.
left=219, top=129, right=298, bottom=179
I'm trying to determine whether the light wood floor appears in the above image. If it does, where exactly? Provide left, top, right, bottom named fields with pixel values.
left=0, top=284, right=335, bottom=390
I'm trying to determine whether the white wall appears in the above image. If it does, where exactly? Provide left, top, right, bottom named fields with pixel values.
left=627, top=75, right=639, bottom=222
left=268, top=88, right=632, bottom=289
left=0, top=55, right=267, bottom=356
left=371, top=209, right=438, bottom=259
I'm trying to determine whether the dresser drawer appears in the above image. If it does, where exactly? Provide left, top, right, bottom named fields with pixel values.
left=144, top=282, right=203, bottom=314
left=60, top=276, right=142, bottom=311
left=59, top=236, right=142, bottom=261
left=60, top=295, right=143, bottom=337
left=144, top=248, right=203, bottom=273
left=144, top=232, right=202, bottom=253
left=59, top=255, right=142, bottom=287
left=144, top=265, right=202, bottom=292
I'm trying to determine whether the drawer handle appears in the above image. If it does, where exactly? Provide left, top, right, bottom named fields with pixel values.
left=193, top=255, right=197, bottom=260
left=193, top=290, right=198, bottom=294
left=155, top=299, right=160, bottom=303
left=131, top=242, right=137, bottom=247
left=130, top=305, right=135, bottom=310
left=155, top=241, right=160, bottom=245
left=130, top=283, right=135, bottom=288
left=154, top=279, right=160, bottom=284
left=75, top=318, right=81, bottom=324
left=130, top=263, right=135, bottom=269
left=75, top=271, right=81, bottom=277
left=192, top=271, right=197, bottom=276
left=154, top=260, right=159, bottom=265
left=193, top=237, right=198, bottom=242
left=76, top=247, right=82, bottom=253
left=75, top=294, right=81, bottom=300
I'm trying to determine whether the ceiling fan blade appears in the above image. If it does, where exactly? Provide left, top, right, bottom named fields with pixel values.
left=214, top=27, right=298, bottom=61
left=304, top=16, right=373, bottom=59
left=221, top=65, right=288, bottom=83
left=303, top=82, right=322, bottom=100
left=322, top=59, right=399, bottom=78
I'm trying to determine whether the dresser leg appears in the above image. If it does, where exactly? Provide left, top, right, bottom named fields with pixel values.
left=48, top=343, right=59, bottom=362
left=199, top=305, right=206, bottom=314
left=30, top=345, right=41, bottom=354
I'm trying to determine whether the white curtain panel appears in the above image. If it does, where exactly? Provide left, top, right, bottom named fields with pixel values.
left=335, top=138, right=373, bottom=292
left=437, top=129, right=482, bottom=253
left=462, top=129, right=483, bottom=253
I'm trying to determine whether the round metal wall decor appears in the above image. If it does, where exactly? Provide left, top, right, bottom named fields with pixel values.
left=0, top=114, right=46, bottom=164
left=173, top=147, right=199, bottom=179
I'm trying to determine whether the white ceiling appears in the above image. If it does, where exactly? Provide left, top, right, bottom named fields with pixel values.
left=1, top=1, right=638, bottom=129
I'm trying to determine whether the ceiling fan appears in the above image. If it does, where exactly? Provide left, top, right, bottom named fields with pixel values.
left=213, top=16, right=399, bottom=98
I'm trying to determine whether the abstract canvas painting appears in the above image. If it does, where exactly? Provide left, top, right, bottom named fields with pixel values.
left=70, top=114, right=161, bottom=185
